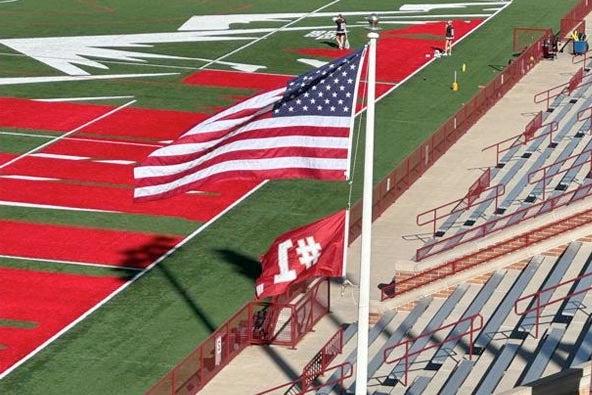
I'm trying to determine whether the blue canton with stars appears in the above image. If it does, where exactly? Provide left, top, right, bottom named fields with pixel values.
left=273, top=49, right=364, bottom=118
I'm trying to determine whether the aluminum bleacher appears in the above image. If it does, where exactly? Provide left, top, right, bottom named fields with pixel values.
left=306, top=242, right=592, bottom=394
left=416, top=79, right=592, bottom=262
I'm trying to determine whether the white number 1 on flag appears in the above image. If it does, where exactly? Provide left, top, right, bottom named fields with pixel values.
left=273, top=239, right=297, bottom=284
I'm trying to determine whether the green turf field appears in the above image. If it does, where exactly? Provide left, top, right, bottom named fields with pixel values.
left=0, top=0, right=580, bottom=393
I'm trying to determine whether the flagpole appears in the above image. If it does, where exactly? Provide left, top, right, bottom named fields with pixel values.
left=355, top=14, right=379, bottom=394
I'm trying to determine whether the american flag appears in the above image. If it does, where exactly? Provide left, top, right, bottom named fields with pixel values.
left=134, top=48, right=366, bottom=201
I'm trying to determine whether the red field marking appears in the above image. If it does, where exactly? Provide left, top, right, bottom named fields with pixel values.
left=0, top=153, right=15, bottom=166
left=0, top=98, right=109, bottom=131
left=81, top=107, right=209, bottom=141
left=184, top=69, right=292, bottom=91
left=3, top=156, right=133, bottom=185
left=0, top=220, right=182, bottom=268
left=42, top=138, right=157, bottom=162
left=0, top=178, right=258, bottom=222
left=290, top=47, right=353, bottom=58
left=0, top=267, right=124, bottom=374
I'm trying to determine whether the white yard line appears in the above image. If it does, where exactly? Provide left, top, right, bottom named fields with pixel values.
left=0, top=255, right=142, bottom=271
left=0, top=200, right=120, bottom=213
left=0, top=100, right=136, bottom=170
left=0, top=131, right=163, bottom=148
left=198, top=0, right=342, bottom=70
left=36, top=95, right=135, bottom=102
left=0, top=179, right=268, bottom=380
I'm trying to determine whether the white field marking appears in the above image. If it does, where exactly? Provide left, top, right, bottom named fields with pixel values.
left=0, top=200, right=120, bottom=213
left=36, top=95, right=135, bottom=102
left=370, top=0, right=512, bottom=109
left=185, top=190, right=208, bottom=194
left=0, top=255, right=143, bottom=271
left=94, top=159, right=135, bottom=165
left=377, top=14, right=493, bottom=19
left=297, top=58, right=328, bottom=68
left=30, top=153, right=89, bottom=161
left=0, top=0, right=19, bottom=3
left=158, top=140, right=173, bottom=144
left=399, top=2, right=509, bottom=12
left=198, top=0, right=342, bottom=70
left=0, top=73, right=178, bottom=86
left=0, top=179, right=268, bottom=380
left=0, top=100, right=136, bottom=170
left=0, top=175, right=59, bottom=181
left=0, top=131, right=163, bottom=148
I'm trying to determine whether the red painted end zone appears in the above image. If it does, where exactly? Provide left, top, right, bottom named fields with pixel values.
left=0, top=98, right=109, bottom=131
left=0, top=267, right=124, bottom=375
left=0, top=178, right=257, bottom=222
left=184, top=69, right=293, bottom=91
left=0, top=220, right=182, bottom=268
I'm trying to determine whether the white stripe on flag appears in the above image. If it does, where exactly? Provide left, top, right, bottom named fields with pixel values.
left=149, top=115, right=351, bottom=158
left=134, top=157, right=347, bottom=198
left=136, top=135, right=348, bottom=178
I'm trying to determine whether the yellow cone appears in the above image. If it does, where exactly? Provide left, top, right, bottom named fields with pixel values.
left=452, top=81, right=459, bottom=91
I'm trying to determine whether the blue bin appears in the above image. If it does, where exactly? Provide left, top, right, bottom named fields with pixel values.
left=574, top=40, right=588, bottom=55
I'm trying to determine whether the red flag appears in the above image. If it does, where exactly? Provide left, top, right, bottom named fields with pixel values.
left=255, top=210, right=347, bottom=299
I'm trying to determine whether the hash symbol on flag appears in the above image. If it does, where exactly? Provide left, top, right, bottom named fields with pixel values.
left=296, top=236, right=322, bottom=269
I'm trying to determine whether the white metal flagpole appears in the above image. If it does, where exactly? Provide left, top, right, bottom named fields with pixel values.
left=355, top=14, right=380, bottom=394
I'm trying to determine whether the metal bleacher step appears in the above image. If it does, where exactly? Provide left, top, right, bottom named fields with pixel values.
left=474, top=256, right=543, bottom=352
left=515, top=242, right=582, bottom=336
left=364, top=297, right=443, bottom=393
left=403, top=375, right=430, bottom=395
left=474, top=340, right=521, bottom=395
left=418, top=357, right=456, bottom=394
left=439, top=359, right=475, bottom=395
left=519, top=325, right=567, bottom=386
left=384, top=284, right=469, bottom=386
left=558, top=244, right=592, bottom=321
left=316, top=310, right=397, bottom=394
left=569, top=314, right=592, bottom=368
left=430, top=270, right=505, bottom=367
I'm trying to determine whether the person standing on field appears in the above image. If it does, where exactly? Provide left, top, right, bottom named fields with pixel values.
left=444, top=20, right=455, bottom=56
left=334, top=14, right=347, bottom=50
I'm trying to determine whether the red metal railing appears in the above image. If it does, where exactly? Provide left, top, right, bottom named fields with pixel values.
left=482, top=113, right=557, bottom=166
left=414, top=181, right=592, bottom=262
left=300, top=327, right=344, bottom=390
left=560, top=0, right=591, bottom=38
left=348, top=28, right=552, bottom=242
left=382, top=314, right=483, bottom=386
left=534, top=68, right=585, bottom=110
left=255, top=362, right=353, bottom=395
left=147, top=279, right=330, bottom=394
left=514, top=271, right=592, bottom=338
left=528, top=149, right=592, bottom=200
left=577, top=105, right=592, bottom=134
left=416, top=183, right=504, bottom=235
left=382, top=197, right=592, bottom=301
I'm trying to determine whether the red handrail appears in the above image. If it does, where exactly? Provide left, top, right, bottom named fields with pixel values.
left=413, top=181, right=592, bottom=262
left=382, top=314, right=483, bottom=386
left=300, top=327, right=344, bottom=390
left=577, top=105, right=592, bottom=134
left=255, top=361, right=353, bottom=395
left=416, top=184, right=504, bottom=234
left=534, top=68, right=586, bottom=109
left=514, top=271, right=592, bottom=338
left=528, top=148, right=592, bottom=200
left=381, top=195, right=592, bottom=301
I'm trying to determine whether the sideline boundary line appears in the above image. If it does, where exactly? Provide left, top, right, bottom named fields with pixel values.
left=0, top=179, right=268, bottom=380
left=0, top=99, right=136, bottom=170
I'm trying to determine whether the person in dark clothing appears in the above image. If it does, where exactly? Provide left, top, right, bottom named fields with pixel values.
left=445, top=20, right=455, bottom=56
left=334, top=14, right=347, bottom=50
